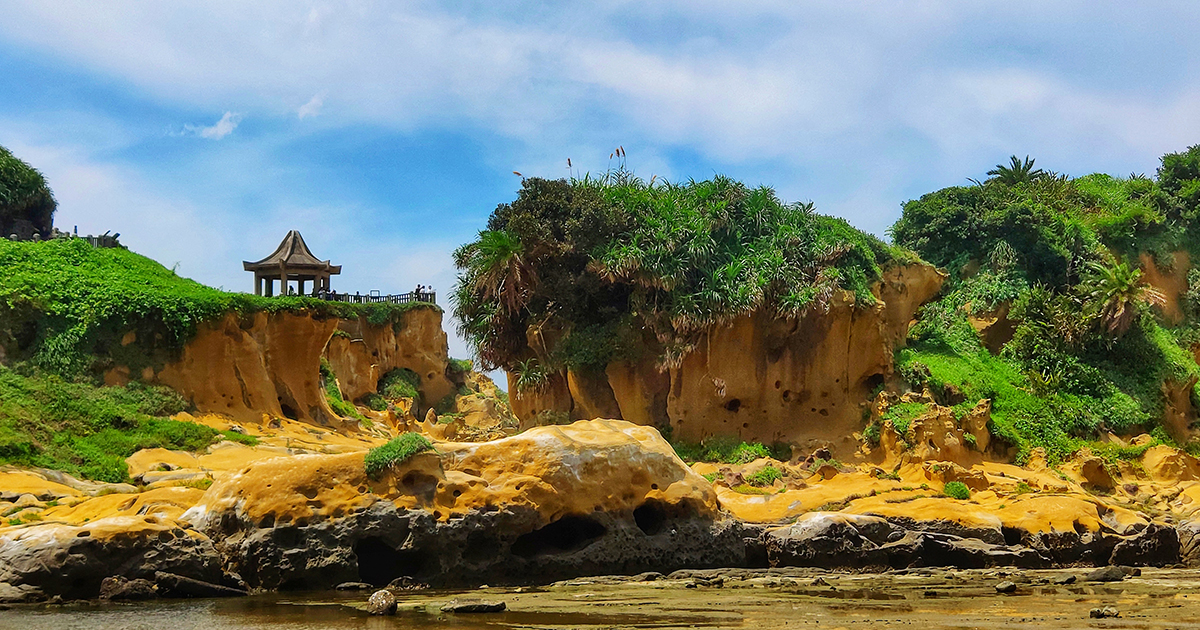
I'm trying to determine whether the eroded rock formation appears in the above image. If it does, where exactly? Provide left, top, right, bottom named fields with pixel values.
left=510, top=264, right=945, bottom=453
left=186, top=419, right=742, bottom=589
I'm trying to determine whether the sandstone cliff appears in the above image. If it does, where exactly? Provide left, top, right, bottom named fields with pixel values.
left=511, top=263, right=945, bottom=452
left=115, top=306, right=454, bottom=426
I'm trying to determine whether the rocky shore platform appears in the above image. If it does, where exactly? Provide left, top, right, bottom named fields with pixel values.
left=4, top=418, right=1200, bottom=604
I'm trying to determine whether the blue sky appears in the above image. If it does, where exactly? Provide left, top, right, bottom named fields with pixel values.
left=3, top=1, right=1200, bottom=364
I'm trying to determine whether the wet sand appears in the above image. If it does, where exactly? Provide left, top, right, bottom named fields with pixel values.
left=6, top=567, right=1200, bottom=629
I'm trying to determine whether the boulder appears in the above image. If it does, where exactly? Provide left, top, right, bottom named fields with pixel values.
left=99, top=576, right=158, bottom=601
left=1084, top=566, right=1126, bottom=582
left=367, top=589, right=396, bottom=615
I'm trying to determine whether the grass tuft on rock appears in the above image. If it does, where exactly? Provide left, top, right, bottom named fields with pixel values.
left=364, top=432, right=433, bottom=478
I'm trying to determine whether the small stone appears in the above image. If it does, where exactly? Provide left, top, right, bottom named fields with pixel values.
left=1084, top=566, right=1126, bottom=582
left=995, top=581, right=1017, bottom=594
left=1089, top=607, right=1119, bottom=619
left=367, top=589, right=397, bottom=616
left=812, top=577, right=830, bottom=586
left=335, top=582, right=372, bottom=591
left=440, top=599, right=506, bottom=613
left=1053, top=574, right=1076, bottom=585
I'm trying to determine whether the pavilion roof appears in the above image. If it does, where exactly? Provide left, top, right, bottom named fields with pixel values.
left=243, top=230, right=341, bottom=273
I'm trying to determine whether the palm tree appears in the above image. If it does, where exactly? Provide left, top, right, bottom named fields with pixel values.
left=987, top=155, right=1045, bottom=186
left=453, top=229, right=537, bottom=318
left=1082, top=260, right=1166, bottom=336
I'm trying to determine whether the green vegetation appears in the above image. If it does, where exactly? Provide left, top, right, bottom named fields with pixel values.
left=319, top=358, right=365, bottom=422
left=0, top=144, right=56, bottom=237
left=378, top=368, right=421, bottom=401
left=453, top=171, right=908, bottom=373
left=0, top=237, right=436, bottom=382
left=882, top=402, right=926, bottom=437
left=448, top=358, right=473, bottom=375
left=943, top=481, right=971, bottom=500
left=743, top=464, right=783, bottom=487
left=672, top=436, right=790, bottom=464
left=0, top=365, right=229, bottom=483
left=364, top=432, right=433, bottom=478
left=892, top=148, right=1200, bottom=463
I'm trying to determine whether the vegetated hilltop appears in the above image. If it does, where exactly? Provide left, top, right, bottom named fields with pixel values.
left=889, top=146, right=1200, bottom=463
left=0, top=237, right=459, bottom=482
left=453, top=171, right=942, bottom=448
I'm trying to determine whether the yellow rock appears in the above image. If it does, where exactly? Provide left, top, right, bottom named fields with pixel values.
left=192, top=419, right=717, bottom=528
left=34, top=487, right=205, bottom=526
left=0, top=471, right=82, bottom=500
left=125, top=448, right=200, bottom=479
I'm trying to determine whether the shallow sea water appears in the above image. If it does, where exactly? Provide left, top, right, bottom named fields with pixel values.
left=8, top=568, right=1200, bottom=629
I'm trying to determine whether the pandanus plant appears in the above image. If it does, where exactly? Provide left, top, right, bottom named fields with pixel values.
left=1082, top=259, right=1166, bottom=336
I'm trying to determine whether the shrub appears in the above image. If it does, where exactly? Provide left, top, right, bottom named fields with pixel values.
left=364, top=432, right=433, bottom=478
left=362, top=393, right=388, bottom=412
left=447, top=358, right=473, bottom=375
left=943, top=481, right=971, bottom=500
left=0, top=144, right=56, bottom=236
left=379, top=368, right=421, bottom=400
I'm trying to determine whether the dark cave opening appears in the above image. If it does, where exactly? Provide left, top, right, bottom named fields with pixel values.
left=511, top=515, right=607, bottom=558
left=355, top=537, right=427, bottom=586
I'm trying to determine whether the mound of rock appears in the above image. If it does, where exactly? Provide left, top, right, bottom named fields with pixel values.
left=186, top=419, right=745, bottom=590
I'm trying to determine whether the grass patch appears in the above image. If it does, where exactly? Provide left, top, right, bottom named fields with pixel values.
left=744, top=464, right=783, bottom=487
left=218, top=431, right=259, bottom=447
left=0, top=365, right=220, bottom=483
left=672, top=435, right=790, bottom=464
left=882, top=402, right=926, bottom=437
left=364, top=432, right=433, bottom=478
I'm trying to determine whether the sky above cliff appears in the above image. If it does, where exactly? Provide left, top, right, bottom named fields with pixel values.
left=2, top=2, right=1200, bottom=366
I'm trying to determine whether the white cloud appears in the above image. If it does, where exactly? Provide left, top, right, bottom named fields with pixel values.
left=184, top=111, right=242, bottom=140
left=297, top=92, right=325, bottom=119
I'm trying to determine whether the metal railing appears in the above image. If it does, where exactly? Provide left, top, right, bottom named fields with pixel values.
left=316, top=290, right=436, bottom=305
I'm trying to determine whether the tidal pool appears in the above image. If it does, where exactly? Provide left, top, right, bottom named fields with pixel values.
left=6, top=567, right=1200, bottom=629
